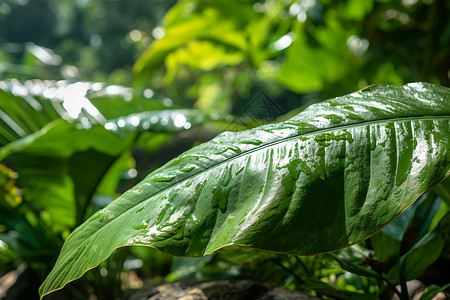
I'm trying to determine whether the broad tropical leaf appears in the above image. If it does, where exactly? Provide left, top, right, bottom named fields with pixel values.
left=40, top=83, right=450, bottom=298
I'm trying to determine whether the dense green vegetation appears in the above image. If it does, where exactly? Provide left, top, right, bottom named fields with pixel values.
left=0, top=0, right=449, bottom=299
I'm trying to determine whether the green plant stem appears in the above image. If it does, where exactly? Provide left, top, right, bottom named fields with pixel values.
left=382, top=277, right=402, bottom=299
left=292, top=256, right=324, bottom=298
left=270, top=258, right=305, bottom=285
left=399, top=262, right=409, bottom=300
left=365, top=255, right=402, bottom=299
left=294, top=255, right=311, bottom=276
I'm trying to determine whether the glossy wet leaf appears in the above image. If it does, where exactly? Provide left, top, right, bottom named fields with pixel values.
left=40, top=83, right=450, bottom=298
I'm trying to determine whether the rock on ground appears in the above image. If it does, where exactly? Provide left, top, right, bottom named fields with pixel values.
left=126, top=280, right=321, bottom=300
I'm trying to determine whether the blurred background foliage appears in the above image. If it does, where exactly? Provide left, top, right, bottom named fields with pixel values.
left=1, top=0, right=449, bottom=114
left=0, top=0, right=449, bottom=299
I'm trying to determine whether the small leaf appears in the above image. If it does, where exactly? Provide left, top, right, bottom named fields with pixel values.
left=328, top=246, right=382, bottom=279
left=433, top=176, right=450, bottom=206
left=0, top=164, right=21, bottom=207
left=387, top=225, right=445, bottom=281
left=419, top=283, right=450, bottom=300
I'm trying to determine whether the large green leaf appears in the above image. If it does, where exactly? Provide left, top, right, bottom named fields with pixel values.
left=40, top=83, right=450, bottom=298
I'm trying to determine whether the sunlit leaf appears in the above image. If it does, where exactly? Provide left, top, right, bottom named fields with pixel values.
left=40, top=83, right=450, bottom=298
left=0, top=79, right=166, bottom=147
left=277, top=18, right=357, bottom=94
left=134, top=6, right=248, bottom=85
left=105, top=109, right=210, bottom=135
